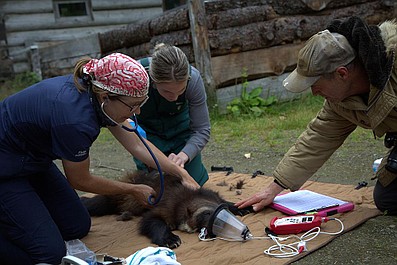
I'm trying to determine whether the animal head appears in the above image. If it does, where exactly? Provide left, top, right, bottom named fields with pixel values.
left=177, top=200, right=219, bottom=233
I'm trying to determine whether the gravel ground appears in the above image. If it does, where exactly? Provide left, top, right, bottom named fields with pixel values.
left=88, top=132, right=397, bottom=265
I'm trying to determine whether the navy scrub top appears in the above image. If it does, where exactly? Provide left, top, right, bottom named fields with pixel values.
left=0, top=75, right=100, bottom=178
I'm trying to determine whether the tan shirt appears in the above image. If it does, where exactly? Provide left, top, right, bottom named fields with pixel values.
left=274, top=21, right=397, bottom=191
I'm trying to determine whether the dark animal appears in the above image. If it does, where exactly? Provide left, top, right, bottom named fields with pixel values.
left=81, top=170, right=252, bottom=249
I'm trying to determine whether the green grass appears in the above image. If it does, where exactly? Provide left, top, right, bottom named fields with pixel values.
left=210, top=93, right=374, bottom=148
left=0, top=72, right=41, bottom=100
left=209, top=94, right=320, bottom=147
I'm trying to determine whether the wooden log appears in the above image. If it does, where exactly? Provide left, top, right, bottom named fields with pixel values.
left=97, top=0, right=388, bottom=53
left=114, top=43, right=152, bottom=59
left=101, top=43, right=194, bottom=64
left=99, top=22, right=152, bottom=54
left=208, top=1, right=395, bottom=56
left=206, top=5, right=278, bottom=30
left=150, top=29, right=192, bottom=47
left=206, top=0, right=376, bottom=30
left=204, top=0, right=377, bottom=15
left=114, top=0, right=394, bottom=62
left=150, top=8, right=190, bottom=35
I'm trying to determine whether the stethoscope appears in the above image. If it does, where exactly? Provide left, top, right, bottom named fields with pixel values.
left=101, top=101, right=164, bottom=205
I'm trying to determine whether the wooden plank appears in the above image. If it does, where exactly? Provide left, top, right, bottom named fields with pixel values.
left=188, top=0, right=216, bottom=106
left=0, top=0, right=52, bottom=14
left=92, top=0, right=162, bottom=9
left=41, top=53, right=101, bottom=77
left=91, top=8, right=162, bottom=25
left=4, top=8, right=162, bottom=32
left=12, top=61, right=30, bottom=74
left=7, top=45, right=31, bottom=61
left=39, top=34, right=101, bottom=62
left=4, top=13, right=55, bottom=32
left=6, top=25, right=124, bottom=46
left=211, top=43, right=305, bottom=87
left=0, top=0, right=162, bottom=14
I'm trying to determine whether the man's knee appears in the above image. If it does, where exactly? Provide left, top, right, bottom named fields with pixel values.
left=373, top=180, right=397, bottom=215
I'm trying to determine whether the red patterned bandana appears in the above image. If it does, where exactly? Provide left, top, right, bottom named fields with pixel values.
left=83, top=53, right=149, bottom=97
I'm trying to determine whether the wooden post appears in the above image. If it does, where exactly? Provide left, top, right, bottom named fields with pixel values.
left=187, top=0, right=217, bottom=108
left=30, top=44, right=42, bottom=80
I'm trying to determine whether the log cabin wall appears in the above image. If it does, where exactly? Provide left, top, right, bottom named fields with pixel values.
left=0, top=0, right=162, bottom=77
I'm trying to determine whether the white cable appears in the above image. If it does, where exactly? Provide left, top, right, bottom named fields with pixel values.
left=198, top=217, right=344, bottom=258
left=264, top=217, right=344, bottom=258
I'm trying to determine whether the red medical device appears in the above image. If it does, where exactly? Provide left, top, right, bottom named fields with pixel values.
left=269, top=214, right=329, bottom=235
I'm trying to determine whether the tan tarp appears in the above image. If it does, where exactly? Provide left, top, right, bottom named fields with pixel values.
left=81, top=172, right=381, bottom=264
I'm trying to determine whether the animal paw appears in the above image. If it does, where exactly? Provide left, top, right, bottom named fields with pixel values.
left=153, top=233, right=181, bottom=249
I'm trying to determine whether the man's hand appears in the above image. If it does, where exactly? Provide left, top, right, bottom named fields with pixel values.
left=234, top=181, right=284, bottom=212
left=168, top=152, right=189, bottom=167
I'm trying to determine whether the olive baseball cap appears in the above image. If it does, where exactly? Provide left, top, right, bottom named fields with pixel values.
left=283, top=29, right=356, bottom=93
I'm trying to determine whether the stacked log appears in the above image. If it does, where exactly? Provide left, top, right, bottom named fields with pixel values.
left=97, top=0, right=395, bottom=87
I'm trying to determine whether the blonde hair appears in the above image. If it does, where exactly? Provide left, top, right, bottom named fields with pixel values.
left=149, top=43, right=189, bottom=83
left=73, top=57, right=105, bottom=94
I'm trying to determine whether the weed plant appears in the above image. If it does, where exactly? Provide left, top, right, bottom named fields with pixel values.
left=0, top=72, right=40, bottom=100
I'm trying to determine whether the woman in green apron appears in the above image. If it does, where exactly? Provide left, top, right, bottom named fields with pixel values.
left=131, top=43, right=211, bottom=186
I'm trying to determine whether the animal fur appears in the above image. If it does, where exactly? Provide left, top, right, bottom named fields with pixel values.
left=81, top=170, right=253, bottom=249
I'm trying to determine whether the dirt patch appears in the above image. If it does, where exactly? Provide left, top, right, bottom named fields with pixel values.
left=88, top=135, right=397, bottom=264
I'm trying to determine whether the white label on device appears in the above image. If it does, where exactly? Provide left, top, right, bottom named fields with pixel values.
left=274, top=216, right=314, bottom=226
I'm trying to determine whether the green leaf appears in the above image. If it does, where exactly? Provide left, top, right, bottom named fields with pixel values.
left=249, top=87, right=263, bottom=98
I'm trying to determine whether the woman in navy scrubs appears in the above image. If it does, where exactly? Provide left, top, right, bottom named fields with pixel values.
left=0, top=53, right=198, bottom=265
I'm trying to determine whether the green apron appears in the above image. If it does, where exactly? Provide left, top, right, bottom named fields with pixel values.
left=134, top=64, right=208, bottom=185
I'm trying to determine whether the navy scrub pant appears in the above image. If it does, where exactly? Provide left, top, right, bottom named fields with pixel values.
left=0, top=163, right=91, bottom=265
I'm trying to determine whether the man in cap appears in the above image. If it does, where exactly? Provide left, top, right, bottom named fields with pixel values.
left=0, top=52, right=199, bottom=264
left=236, top=16, right=397, bottom=215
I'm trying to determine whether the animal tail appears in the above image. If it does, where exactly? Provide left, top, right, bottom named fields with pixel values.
left=80, top=195, right=118, bottom=216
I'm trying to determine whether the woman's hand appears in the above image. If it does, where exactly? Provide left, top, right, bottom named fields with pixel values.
left=178, top=168, right=200, bottom=190
left=181, top=177, right=200, bottom=190
left=131, top=184, right=157, bottom=208
left=168, top=152, right=189, bottom=167
left=234, top=181, right=284, bottom=212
